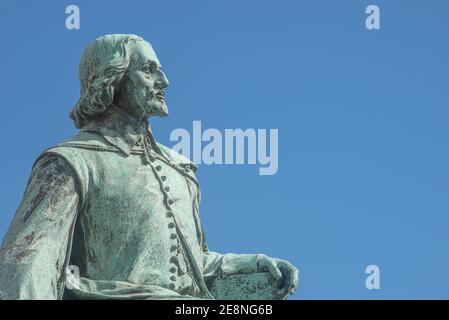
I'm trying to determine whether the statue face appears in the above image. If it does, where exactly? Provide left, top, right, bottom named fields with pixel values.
left=115, top=41, right=170, bottom=119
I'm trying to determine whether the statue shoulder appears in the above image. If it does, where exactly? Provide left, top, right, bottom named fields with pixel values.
left=41, top=131, right=119, bottom=155
left=59, top=131, right=112, bottom=148
left=35, top=131, right=113, bottom=172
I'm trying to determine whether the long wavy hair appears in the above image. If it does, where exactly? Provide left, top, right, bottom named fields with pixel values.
left=70, top=34, right=144, bottom=128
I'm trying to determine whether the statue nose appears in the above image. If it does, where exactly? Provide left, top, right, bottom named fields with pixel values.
left=155, top=70, right=169, bottom=88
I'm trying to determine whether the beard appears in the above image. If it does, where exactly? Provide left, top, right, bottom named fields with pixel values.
left=118, top=75, right=170, bottom=119
left=143, top=97, right=169, bottom=118
left=134, top=90, right=169, bottom=118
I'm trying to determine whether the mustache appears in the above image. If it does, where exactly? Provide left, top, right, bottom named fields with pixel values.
left=155, top=90, right=165, bottom=99
left=146, top=90, right=165, bottom=100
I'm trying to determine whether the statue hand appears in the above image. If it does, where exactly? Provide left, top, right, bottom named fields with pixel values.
left=256, top=255, right=299, bottom=299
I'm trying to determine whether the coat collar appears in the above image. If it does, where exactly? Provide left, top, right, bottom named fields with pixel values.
left=79, top=105, right=197, bottom=170
left=81, top=104, right=161, bottom=156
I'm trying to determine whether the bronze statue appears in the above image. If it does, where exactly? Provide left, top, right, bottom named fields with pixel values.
left=0, top=34, right=299, bottom=300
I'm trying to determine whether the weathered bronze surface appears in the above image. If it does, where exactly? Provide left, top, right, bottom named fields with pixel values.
left=0, top=34, right=299, bottom=300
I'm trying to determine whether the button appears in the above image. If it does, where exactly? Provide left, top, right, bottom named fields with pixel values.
left=155, top=165, right=162, bottom=171
left=168, top=222, right=175, bottom=229
left=170, top=233, right=177, bottom=240
left=168, top=199, right=174, bottom=205
left=169, top=266, right=177, bottom=273
left=168, top=283, right=176, bottom=290
left=170, top=245, right=177, bottom=252
left=166, top=211, right=174, bottom=217
left=164, top=186, right=170, bottom=192
left=161, top=176, right=167, bottom=181
left=170, top=275, right=177, bottom=282
left=170, top=256, right=179, bottom=264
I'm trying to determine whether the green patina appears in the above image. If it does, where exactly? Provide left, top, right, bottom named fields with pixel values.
left=0, top=34, right=298, bottom=300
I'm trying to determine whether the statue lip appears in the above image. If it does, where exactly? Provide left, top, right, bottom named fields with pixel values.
left=155, top=91, right=165, bottom=100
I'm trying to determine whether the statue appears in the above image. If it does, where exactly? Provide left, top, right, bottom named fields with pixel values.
left=0, top=34, right=299, bottom=300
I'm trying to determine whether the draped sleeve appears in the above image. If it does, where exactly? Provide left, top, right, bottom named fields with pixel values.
left=0, top=154, right=80, bottom=299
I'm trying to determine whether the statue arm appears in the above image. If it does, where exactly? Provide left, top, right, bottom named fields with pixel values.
left=200, top=227, right=298, bottom=299
left=201, top=237, right=298, bottom=299
left=0, top=154, right=79, bottom=300
left=203, top=251, right=261, bottom=278
left=201, top=229, right=261, bottom=280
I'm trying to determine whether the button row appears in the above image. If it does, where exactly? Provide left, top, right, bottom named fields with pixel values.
left=152, top=161, right=180, bottom=289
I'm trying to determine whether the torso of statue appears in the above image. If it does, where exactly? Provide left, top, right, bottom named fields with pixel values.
left=47, top=130, right=207, bottom=298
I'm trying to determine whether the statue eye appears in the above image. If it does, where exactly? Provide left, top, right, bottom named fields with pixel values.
left=143, top=66, right=152, bottom=75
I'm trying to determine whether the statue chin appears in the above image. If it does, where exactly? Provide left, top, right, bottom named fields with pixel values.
left=145, top=103, right=169, bottom=118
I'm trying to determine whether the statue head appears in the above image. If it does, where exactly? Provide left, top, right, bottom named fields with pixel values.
left=70, top=34, right=170, bottom=128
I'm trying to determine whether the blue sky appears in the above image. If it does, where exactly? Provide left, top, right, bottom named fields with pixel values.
left=1, top=0, right=449, bottom=299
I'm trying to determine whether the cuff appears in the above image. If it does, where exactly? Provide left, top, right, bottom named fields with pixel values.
left=220, top=253, right=263, bottom=277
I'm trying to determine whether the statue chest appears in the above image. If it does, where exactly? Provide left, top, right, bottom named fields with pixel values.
left=52, top=144, right=204, bottom=290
